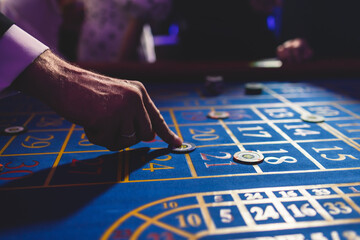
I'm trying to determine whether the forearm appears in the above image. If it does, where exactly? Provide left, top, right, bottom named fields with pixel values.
left=12, top=50, right=106, bottom=126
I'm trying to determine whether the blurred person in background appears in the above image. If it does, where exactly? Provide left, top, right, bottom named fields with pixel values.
left=174, top=0, right=360, bottom=64
left=278, top=0, right=360, bottom=63
left=4, top=0, right=359, bottom=65
left=77, top=0, right=172, bottom=62
left=173, top=0, right=282, bottom=61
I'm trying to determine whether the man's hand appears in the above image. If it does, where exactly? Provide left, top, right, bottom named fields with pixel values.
left=12, top=50, right=182, bottom=151
left=277, top=38, right=313, bottom=64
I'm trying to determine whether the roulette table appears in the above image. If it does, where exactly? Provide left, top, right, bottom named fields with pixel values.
left=1, top=75, right=360, bottom=239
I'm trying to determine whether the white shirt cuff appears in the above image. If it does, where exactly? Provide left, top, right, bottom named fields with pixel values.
left=0, top=25, right=49, bottom=97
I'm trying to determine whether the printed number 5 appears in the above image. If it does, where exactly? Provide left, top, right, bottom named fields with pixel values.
left=220, top=209, right=233, bottom=223
left=320, top=154, right=358, bottom=161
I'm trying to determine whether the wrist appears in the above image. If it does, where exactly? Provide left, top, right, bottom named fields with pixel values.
left=12, top=50, right=69, bottom=105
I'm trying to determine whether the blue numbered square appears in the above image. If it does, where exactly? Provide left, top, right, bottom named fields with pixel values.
left=50, top=152, right=119, bottom=185
left=189, top=145, right=258, bottom=177
left=303, top=105, right=351, bottom=118
left=208, top=206, right=247, bottom=228
left=245, top=143, right=322, bottom=172
left=0, top=154, right=57, bottom=187
left=204, top=194, right=234, bottom=204
left=227, top=123, right=285, bottom=143
left=3, top=131, right=69, bottom=154
left=306, top=188, right=335, bottom=197
left=239, top=191, right=268, bottom=201
left=316, top=199, right=360, bottom=220
left=245, top=203, right=286, bottom=224
left=282, top=201, right=324, bottom=222
left=128, top=148, right=193, bottom=181
left=298, top=140, right=360, bottom=169
left=273, top=189, right=302, bottom=199
left=257, top=107, right=300, bottom=120
left=179, top=125, right=234, bottom=146
left=275, top=122, right=336, bottom=140
left=326, top=119, right=360, bottom=138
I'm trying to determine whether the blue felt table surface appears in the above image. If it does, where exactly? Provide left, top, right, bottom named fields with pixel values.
left=1, top=80, right=360, bottom=239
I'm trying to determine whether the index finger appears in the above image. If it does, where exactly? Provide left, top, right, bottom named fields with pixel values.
left=142, top=89, right=183, bottom=147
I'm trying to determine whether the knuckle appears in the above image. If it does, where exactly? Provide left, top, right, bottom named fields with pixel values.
left=128, top=80, right=146, bottom=93
left=133, top=80, right=145, bottom=89
left=123, top=88, right=142, bottom=105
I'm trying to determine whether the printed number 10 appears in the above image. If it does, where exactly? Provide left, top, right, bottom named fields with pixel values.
left=176, top=214, right=202, bottom=228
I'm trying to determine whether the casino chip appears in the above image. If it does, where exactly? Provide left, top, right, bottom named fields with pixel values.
left=1, top=126, right=27, bottom=135
left=207, top=111, right=229, bottom=119
left=169, top=142, right=196, bottom=153
left=204, top=75, right=224, bottom=96
left=301, top=114, right=325, bottom=123
left=233, top=150, right=264, bottom=165
left=245, top=82, right=263, bottom=95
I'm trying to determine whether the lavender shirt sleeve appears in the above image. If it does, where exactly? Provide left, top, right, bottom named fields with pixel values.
left=0, top=24, right=49, bottom=97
